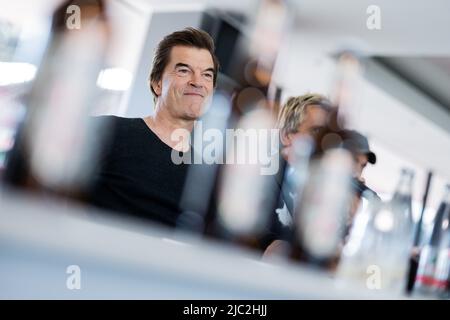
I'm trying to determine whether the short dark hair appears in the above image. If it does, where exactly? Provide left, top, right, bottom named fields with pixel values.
left=149, top=27, right=220, bottom=99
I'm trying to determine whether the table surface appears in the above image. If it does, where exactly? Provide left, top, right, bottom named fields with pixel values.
left=0, top=187, right=406, bottom=299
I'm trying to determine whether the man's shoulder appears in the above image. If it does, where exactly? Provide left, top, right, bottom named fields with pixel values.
left=91, top=115, right=139, bottom=124
left=91, top=115, right=144, bottom=132
left=90, top=116, right=149, bottom=151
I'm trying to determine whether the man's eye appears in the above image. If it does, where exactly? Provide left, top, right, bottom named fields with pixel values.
left=204, top=73, right=213, bottom=79
left=176, top=68, right=190, bottom=75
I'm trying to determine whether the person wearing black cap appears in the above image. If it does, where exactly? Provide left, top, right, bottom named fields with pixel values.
left=341, top=129, right=376, bottom=184
left=340, top=129, right=379, bottom=245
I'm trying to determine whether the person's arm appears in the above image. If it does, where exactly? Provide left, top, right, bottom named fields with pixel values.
left=262, top=239, right=291, bottom=260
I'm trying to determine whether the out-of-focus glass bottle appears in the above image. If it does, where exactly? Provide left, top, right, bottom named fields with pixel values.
left=414, top=184, right=450, bottom=297
left=289, top=147, right=353, bottom=270
left=216, top=107, right=280, bottom=248
left=391, top=168, right=416, bottom=242
left=434, top=219, right=450, bottom=299
left=336, top=168, right=416, bottom=295
left=4, top=0, right=112, bottom=197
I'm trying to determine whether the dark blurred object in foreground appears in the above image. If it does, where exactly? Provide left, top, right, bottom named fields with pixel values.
left=3, top=0, right=112, bottom=200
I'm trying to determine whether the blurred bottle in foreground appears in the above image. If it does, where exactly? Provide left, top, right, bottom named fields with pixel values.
left=289, top=146, right=353, bottom=270
left=391, top=169, right=416, bottom=242
left=336, top=168, right=415, bottom=295
left=176, top=92, right=232, bottom=235
left=287, top=48, right=365, bottom=270
left=206, top=0, right=288, bottom=249
left=434, top=214, right=450, bottom=299
left=4, top=0, right=112, bottom=198
left=216, top=106, right=280, bottom=248
left=413, top=184, right=450, bottom=298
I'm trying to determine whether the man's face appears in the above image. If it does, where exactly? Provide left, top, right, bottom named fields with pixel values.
left=281, top=104, right=329, bottom=162
left=294, top=105, right=329, bottom=138
left=152, top=46, right=215, bottom=120
left=353, top=153, right=369, bottom=182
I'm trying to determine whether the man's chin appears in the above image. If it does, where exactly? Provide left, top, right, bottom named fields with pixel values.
left=180, top=114, right=200, bottom=121
left=182, top=104, right=208, bottom=120
left=180, top=110, right=203, bottom=121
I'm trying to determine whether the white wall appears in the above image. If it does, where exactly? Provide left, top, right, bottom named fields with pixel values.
left=272, top=40, right=450, bottom=217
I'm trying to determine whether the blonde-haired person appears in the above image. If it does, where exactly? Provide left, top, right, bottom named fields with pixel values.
left=277, top=93, right=332, bottom=163
left=261, top=93, right=332, bottom=258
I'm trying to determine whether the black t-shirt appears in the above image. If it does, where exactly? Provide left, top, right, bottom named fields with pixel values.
left=88, top=116, right=189, bottom=227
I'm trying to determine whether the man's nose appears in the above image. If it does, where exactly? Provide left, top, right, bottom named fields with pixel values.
left=188, top=71, right=204, bottom=88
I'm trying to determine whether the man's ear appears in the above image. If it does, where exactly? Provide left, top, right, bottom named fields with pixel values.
left=151, top=80, right=162, bottom=96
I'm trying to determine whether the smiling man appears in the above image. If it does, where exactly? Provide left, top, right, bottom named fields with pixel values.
left=145, top=31, right=218, bottom=151
left=89, top=28, right=219, bottom=226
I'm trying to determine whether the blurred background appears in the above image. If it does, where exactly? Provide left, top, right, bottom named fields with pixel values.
left=0, top=0, right=449, bottom=299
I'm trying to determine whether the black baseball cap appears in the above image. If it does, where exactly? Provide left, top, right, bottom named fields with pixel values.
left=341, top=129, right=377, bottom=164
